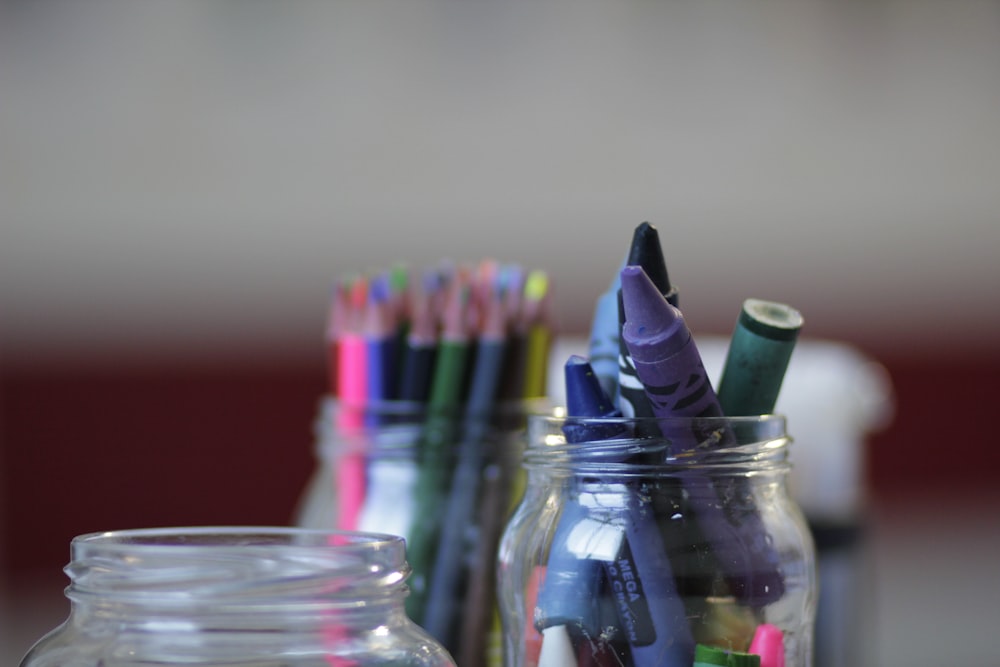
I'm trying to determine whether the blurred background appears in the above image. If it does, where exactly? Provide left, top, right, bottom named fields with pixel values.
left=2, top=1, right=999, bottom=665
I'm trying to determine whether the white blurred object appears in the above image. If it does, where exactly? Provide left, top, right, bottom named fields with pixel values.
left=699, top=336, right=895, bottom=522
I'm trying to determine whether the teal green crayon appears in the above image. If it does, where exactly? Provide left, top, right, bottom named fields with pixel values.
left=693, top=644, right=761, bottom=666
left=717, top=298, right=803, bottom=416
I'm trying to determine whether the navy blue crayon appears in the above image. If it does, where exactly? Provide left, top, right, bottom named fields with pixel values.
left=542, top=355, right=694, bottom=667
left=535, top=356, right=621, bottom=639
left=533, top=491, right=608, bottom=639
left=620, top=265, right=785, bottom=607
left=562, top=355, right=629, bottom=446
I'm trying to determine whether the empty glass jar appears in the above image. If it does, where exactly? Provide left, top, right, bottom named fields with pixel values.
left=20, top=526, right=456, bottom=666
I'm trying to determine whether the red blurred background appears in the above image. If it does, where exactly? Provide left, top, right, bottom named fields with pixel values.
left=4, top=347, right=998, bottom=578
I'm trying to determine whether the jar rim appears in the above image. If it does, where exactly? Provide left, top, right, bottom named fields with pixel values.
left=320, top=395, right=553, bottom=415
left=73, top=525, right=403, bottom=548
left=532, top=409, right=787, bottom=425
left=72, top=526, right=405, bottom=554
left=523, top=411, right=791, bottom=472
left=65, top=527, right=413, bottom=606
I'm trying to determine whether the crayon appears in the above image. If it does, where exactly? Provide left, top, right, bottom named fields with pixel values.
left=620, top=265, right=785, bottom=607
left=537, top=356, right=694, bottom=667
left=620, top=265, right=722, bottom=443
left=625, top=222, right=678, bottom=306
left=694, top=643, right=761, bottom=667
left=717, top=299, right=803, bottom=417
left=617, top=222, right=678, bottom=426
left=533, top=482, right=608, bottom=641
left=535, top=356, right=623, bottom=642
left=596, top=485, right=693, bottom=667
left=748, top=624, right=785, bottom=667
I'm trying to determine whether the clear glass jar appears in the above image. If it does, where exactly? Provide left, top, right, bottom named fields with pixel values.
left=20, top=527, right=456, bottom=666
left=294, top=397, right=547, bottom=666
left=497, top=414, right=817, bottom=667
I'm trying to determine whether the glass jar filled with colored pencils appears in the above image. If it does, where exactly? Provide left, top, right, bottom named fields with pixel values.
left=295, top=396, right=549, bottom=665
left=19, top=527, right=456, bottom=667
left=497, top=410, right=816, bottom=667
left=296, top=258, right=556, bottom=664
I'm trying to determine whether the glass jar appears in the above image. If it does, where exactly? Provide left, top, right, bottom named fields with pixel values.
left=20, top=527, right=456, bottom=666
left=497, top=414, right=816, bottom=667
left=294, top=397, right=547, bottom=666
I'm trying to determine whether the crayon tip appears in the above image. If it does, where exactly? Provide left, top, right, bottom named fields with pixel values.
left=740, top=299, right=803, bottom=342
left=749, top=623, right=785, bottom=667
left=628, top=221, right=678, bottom=307
left=564, top=355, right=619, bottom=418
left=620, top=266, right=688, bottom=357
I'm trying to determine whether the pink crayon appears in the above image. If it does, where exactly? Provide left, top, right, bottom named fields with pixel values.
left=749, top=624, right=785, bottom=667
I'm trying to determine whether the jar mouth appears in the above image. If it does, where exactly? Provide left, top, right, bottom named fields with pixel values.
left=315, top=396, right=551, bottom=459
left=319, top=395, right=553, bottom=420
left=66, top=527, right=410, bottom=605
left=524, top=412, right=791, bottom=473
left=72, top=525, right=404, bottom=553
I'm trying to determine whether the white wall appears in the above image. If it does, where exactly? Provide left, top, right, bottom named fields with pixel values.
left=3, top=0, right=999, bottom=361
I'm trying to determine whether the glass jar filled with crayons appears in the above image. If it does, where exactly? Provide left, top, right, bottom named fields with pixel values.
left=294, top=396, right=549, bottom=666
left=19, top=527, right=455, bottom=666
left=497, top=412, right=817, bottom=667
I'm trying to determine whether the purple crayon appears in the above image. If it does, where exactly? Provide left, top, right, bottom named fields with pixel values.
left=620, top=265, right=785, bottom=607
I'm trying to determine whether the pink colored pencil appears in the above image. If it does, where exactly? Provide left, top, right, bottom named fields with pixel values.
left=335, top=275, right=368, bottom=532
